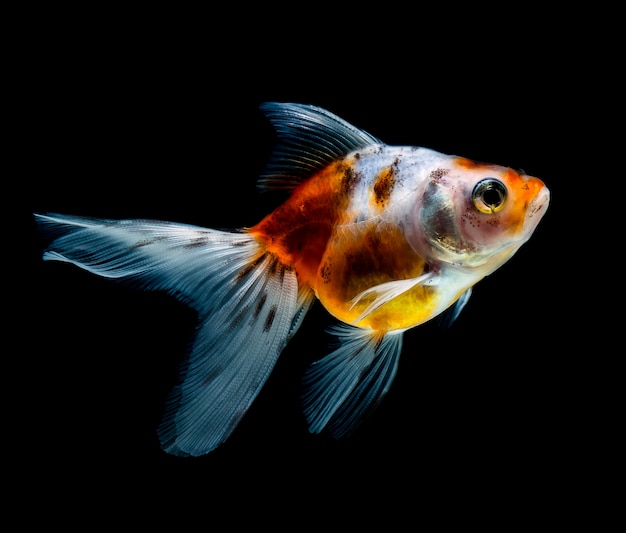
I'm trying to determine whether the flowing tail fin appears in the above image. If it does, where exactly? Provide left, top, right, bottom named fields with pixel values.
left=34, top=213, right=315, bottom=456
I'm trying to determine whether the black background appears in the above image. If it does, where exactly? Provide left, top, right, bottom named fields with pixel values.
left=15, top=7, right=616, bottom=527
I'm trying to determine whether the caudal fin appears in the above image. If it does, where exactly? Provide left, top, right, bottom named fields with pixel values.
left=34, top=213, right=315, bottom=456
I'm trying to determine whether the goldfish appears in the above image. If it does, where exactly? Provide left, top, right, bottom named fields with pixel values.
left=34, top=102, right=550, bottom=456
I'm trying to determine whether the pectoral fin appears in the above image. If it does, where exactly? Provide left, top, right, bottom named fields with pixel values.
left=349, top=272, right=435, bottom=324
left=436, top=288, right=472, bottom=328
left=301, top=324, right=403, bottom=439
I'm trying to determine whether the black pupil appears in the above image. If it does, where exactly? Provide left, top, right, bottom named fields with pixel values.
left=483, top=185, right=503, bottom=207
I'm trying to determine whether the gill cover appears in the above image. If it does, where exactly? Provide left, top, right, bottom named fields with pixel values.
left=418, top=173, right=470, bottom=260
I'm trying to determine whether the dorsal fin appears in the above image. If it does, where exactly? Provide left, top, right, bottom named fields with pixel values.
left=257, top=102, right=383, bottom=192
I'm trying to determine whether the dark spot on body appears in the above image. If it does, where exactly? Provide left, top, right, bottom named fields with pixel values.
left=202, top=364, right=224, bottom=386
left=132, top=239, right=156, bottom=248
left=462, top=210, right=480, bottom=228
left=183, top=236, right=209, bottom=249
left=229, top=302, right=251, bottom=331
left=340, top=163, right=362, bottom=196
left=132, top=235, right=167, bottom=248
left=264, top=305, right=277, bottom=332
left=235, top=255, right=264, bottom=282
left=254, top=292, right=267, bottom=319
left=320, top=261, right=332, bottom=284
left=373, top=161, right=398, bottom=207
left=430, top=168, right=449, bottom=182
left=268, top=257, right=278, bottom=276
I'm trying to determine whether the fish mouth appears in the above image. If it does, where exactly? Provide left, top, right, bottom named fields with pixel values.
left=522, top=185, right=550, bottom=236
left=484, top=183, right=550, bottom=264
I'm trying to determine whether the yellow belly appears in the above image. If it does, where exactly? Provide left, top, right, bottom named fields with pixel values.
left=320, top=284, right=439, bottom=331
left=314, top=221, right=440, bottom=332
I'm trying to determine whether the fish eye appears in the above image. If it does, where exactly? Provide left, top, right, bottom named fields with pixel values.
left=472, top=178, right=507, bottom=214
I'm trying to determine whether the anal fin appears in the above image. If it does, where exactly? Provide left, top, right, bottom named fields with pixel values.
left=301, top=324, right=403, bottom=439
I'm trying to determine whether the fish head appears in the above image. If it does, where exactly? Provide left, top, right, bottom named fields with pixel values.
left=412, top=157, right=550, bottom=272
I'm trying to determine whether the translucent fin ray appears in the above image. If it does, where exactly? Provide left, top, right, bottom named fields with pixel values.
left=436, top=288, right=472, bottom=328
left=349, top=272, right=434, bottom=324
left=35, top=212, right=311, bottom=456
left=257, top=102, right=383, bottom=191
left=301, top=324, right=403, bottom=439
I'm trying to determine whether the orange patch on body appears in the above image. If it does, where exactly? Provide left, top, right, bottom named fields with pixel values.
left=248, top=158, right=359, bottom=287
left=249, top=155, right=452, bottom=332
left=371, top=163, right=397, bottom=209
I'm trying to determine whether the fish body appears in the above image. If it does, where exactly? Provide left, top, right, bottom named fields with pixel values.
left=34, top=103, right=550, bottom=456
left=251, top=143, right=547, bottom=332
